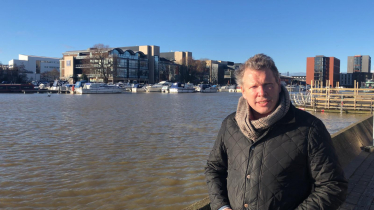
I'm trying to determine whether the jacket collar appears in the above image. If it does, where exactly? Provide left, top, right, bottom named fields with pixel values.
left=277, top=103, right=296, bottom=125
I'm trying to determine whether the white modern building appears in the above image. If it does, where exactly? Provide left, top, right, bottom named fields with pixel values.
left=8, top=54, right=60, bottom=81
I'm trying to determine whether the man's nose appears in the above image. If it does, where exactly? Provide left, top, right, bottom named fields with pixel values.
left=257, top=85, right=267, bottom=97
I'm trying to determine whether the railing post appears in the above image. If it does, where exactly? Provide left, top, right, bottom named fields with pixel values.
left=340, top=95, right=343, bottom=114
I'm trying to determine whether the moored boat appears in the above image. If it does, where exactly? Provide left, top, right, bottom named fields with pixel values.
left=228, top=84, right=237, bottom=92
left=0, top=84, right=35, bottom=93
left=169, top=82, right=195, bottom=93
left=75, top=83, right=122, bottom=94
left=131, top=84, right=147, bottom=92
left=146, top=81, right=171, bottom=92
left=236, top=85, right=242, bottom=93
left=161, top=85, right=170, bottom=93
left=198, top=84, right=218, bottom=93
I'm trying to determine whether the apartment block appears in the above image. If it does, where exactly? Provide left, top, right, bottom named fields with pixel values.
left=159, top=51, right=192, bottom=66
left=347, top=55, right=371, bottom=73
left=8, top=54, right=60, bottom=82
left=61, top=45, right=159, bottom=84
left=306, top=55, right=340, bottom=87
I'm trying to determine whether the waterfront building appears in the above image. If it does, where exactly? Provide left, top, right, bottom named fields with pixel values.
left=61, top=45, right=159, bottom=84
left=0, top=64, right=19, bottom=83
left=158, top=57, right=180, bottom=82
left=160, top=51, right=192, bottom=65
left=205, top=60, right=239, bottom=85
left=347, top=55, right=371, bottom=73
left=60, top=45, right=243, bottom=85
left=280, top=75, right=293, bottom=85
left=340, top=72, right=372, bottom=88
left=0, top=64, right=9, bottom=69
left=120, top=45, right=160, bottom=83
left=306, top=55, right=340, bottom=87
left=292, top=75, right=306, bottom=82
left=159, top=51, right=192, bottom=83
left=340, top=73, right=353, bottom=87
left=8, top=54, right=60, bottom=82
left=225, top=62, right=241, bottom=85
left=290, top=75, right=307, bottom=85
left=159, top=52, right=240, bottom=85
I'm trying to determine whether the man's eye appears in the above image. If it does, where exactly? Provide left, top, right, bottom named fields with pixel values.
left=265, top=84, right=273, bottom=88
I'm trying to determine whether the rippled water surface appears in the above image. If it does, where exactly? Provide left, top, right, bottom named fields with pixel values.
left=0, top=92, right=370, bottom=209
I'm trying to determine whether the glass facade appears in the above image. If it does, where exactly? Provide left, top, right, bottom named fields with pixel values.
left=104, top=49, right=149, bottom=82
left=139, top=60, right=148, bottom=79
left=354, top=56, right=362, bottom=72
left=314, top=57, right=330, bottom=86
left=36, top=60, right=41, bottom=74
left=154, top=56, right=159, bottom=83
left=314, top=57, right=324, bottom=84
left=72, top=48, right=152, bottom=83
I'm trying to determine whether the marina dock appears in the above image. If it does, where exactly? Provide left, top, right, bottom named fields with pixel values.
left=291, top=81, right=374, bottom=114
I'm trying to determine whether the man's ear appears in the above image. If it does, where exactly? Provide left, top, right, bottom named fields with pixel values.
left=241, top=86, right=246, bottom=99
left=278, top=78, right=281, bottom=93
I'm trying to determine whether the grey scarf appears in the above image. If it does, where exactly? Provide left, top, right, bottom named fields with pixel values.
left=235, top=85, right=291, bottom=141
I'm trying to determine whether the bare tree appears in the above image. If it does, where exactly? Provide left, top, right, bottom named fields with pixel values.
left=41, top=68, right=60, bottom=81
left=84, top=44, right=114, bottom=83
left=188, top=58, right=209, bottom=84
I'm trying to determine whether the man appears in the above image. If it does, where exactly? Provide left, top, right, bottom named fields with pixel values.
left=205, top=54, right=347, bottom=210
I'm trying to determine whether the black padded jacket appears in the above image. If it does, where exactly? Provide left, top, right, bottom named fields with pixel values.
left=205, top=104, right=347, bottom=210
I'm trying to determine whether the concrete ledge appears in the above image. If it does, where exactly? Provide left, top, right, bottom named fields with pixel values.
left=330, top=115, right=373, bottom=168
left=183, top=196, right=211, bottom=210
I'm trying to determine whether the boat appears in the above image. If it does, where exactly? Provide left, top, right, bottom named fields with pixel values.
left=161, top=85, right=170, bottom=93
left=50, top=80, right=70, bottom=91
left=236, top=85, right=242, bottom=93
left=146, top=81, right=171, bottom=92
left=75, top=83, right=123, bottom=94
left=38, top=82, right=50, bottom=90
left=0, top=84, right=35, bottom=93
left=131, top=84, right=147, bottom=92
left=198, top=84, right=218, bottom=93
left=361, top=80, right=374, bottom=93
left=169, top=82, right=195, bottom=93
left=219, top=85, right=230, bottom=92
left=228, top=84, right=237, bottom=92
left=121, top=82, right=135, bottom=91
left=74, top=80, right=88, bottom=89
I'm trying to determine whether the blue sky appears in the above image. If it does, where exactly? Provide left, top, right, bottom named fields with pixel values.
left=0, top=0, right=373, bottom=75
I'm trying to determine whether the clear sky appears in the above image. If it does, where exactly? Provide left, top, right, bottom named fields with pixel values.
left=0, top=0, right=373, bottom=75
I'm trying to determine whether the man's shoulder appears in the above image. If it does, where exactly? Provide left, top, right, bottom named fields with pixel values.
left=291, top=106, right=324, bottom=127
left=220, top=112, right=238, bottom=128
left=223, top=112, right=237, bottom=123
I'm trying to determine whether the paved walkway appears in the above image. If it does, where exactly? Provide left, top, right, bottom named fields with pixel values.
left=339, top=151, right=374, bottom=210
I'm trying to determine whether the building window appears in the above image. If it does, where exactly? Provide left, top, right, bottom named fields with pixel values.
left=154, top=56, right=159, bottom=82
left=36, top=60, right=41, bottom=74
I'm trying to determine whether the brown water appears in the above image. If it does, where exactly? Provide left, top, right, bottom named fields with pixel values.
left=0, top=92, right=370, bottom=209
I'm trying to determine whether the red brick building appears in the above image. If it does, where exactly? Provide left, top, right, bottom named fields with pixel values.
left=306, top=55, right=340, bottom=87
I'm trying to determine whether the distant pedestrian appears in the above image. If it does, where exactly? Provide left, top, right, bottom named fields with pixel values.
left=205, top=54, right=347, bottom=210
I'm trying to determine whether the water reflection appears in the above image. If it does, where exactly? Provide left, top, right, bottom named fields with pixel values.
left=0, top=92, right=369, bottom=209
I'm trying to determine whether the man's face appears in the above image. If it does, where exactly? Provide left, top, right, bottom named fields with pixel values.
left=240, top=68, right=281, bottom=120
